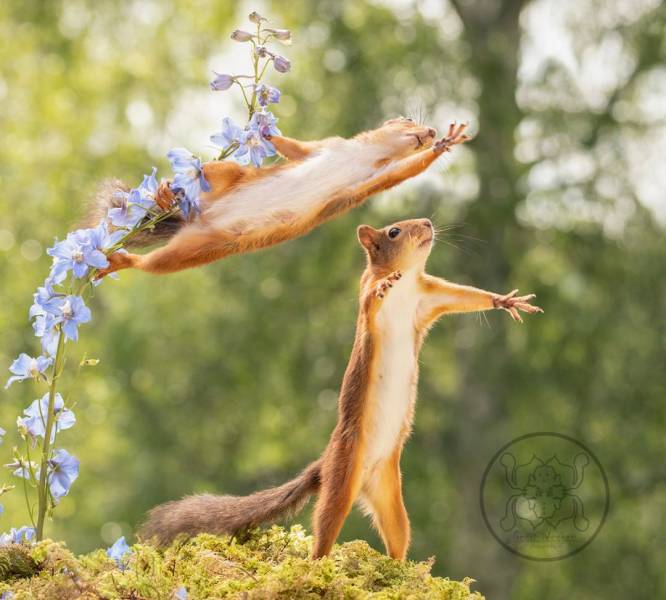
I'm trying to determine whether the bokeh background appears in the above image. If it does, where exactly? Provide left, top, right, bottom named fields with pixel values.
left=1, top=0, right=665, bottom=598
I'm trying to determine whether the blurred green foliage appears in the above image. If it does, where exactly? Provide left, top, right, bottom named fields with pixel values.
left=1, top=1, right=664, bottom=599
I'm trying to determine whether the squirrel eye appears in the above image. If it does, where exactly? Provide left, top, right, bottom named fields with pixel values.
left=388, top=227, right=401, bottom=239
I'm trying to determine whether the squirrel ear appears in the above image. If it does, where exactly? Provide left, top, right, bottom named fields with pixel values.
left=357, top=225, right=378, bottom=251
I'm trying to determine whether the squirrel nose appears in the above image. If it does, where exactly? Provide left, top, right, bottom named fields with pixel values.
left=422, top=219, right=433, bottom=229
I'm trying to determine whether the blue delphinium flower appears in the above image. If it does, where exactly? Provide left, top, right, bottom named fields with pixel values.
left=29, top=280, right=63, bottom=319
left=167, top=148, right=210, bottom=219
left=0, top=526, right=35, bottom=545
left=249, top=110, right=281, bottom=139
left=108, top=190, right=147, bottom=229
left=47, top=449, right=79, bottom=502
left=136, top=167, right=159, bottom=209
left=55, top=295, right=92, bottom=342
left=235, top=129, right=269, bottom=167
left=33, top=313, right=60, bottom=357
left=231, top=112, right=281, bottom=167
left=210, top=117, right=243, bottom=151
left=107, top=536, right=132, bottom=570
left=0, top=427, right=5, bottom=444
left=5, top=354, right=52, bottom=389
left=254, top=83, right=281, bottom=106
left=210, top=72, right=234, bottom=91
left=174, top=586, right=188, bottom=600
left=1, top=590, right=14, bottom=599
left=19, top=392, right=75, bottom=443
left=108, top=169, right=158, bottom=229
left=48, top=229, right=110, bottom=282
left=90, top=220, right=125, bottom=250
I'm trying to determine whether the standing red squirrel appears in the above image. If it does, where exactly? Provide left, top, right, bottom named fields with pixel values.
left=91, top=119, right=469, bottom=276
left=140, top=218, right=543, bottom=559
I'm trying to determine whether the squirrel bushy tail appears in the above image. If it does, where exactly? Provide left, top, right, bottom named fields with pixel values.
left=139, top=460, right=322, bottom=546
left=80, top=179, right=184, bottom=247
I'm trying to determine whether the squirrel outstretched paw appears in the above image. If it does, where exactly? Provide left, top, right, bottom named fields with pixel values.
left=375, top=271, right=402, bottom=299
left=492, top=289, right=543, bottom=323
left=433, top=122, right=470, bottom=154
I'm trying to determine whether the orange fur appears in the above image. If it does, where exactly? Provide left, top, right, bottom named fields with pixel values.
left=98, top=119, right=469, bottom=277
left=139, top=217, right=542, bottom=559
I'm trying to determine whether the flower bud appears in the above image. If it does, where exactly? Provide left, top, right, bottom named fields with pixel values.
left=272, top=54, right=291, bottom=73
left=210, top=72, right=234, bottom=91
left=16, top=417, right=28, bottom=438
left=249, top=11, right=265, bottom=24
left=256, top=45, right=269, bottom=58
left=265, top=28, right=292, bottom=44
left=230, top=29, right=253, bottom=42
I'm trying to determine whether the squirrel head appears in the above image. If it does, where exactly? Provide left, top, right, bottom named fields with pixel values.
left=357, top=218, right=434, bottom=272
left=357, top=117, right=437, bottom=160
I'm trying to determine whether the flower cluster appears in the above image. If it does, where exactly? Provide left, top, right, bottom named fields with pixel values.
left=208, top=11, right=291, bottom=166
left=1, top=9, right=292, bottom=545
left=1, top=164, right=173, bottom=540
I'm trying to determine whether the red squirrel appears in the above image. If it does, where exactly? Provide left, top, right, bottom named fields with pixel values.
left=139, top=218, right=542, bottom=559
left=93, top=119, right=468, bottom=276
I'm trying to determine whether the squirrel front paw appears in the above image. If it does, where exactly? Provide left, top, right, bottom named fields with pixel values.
left=155, top=179, right=176, bottom=211
left=492, top=289, right=543, bottom=323
left=375, top=271, right=402, bottom=299
left=433, top=122, right=470, bottom=154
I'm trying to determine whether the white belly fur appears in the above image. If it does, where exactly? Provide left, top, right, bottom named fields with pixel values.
left=364, top=270, right=420, bottom=468
left=205, top=139, right=387, bottom=232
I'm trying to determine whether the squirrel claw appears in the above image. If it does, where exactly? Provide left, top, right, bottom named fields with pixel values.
left=493, top=289, right=543, bottom=322
left=375, top=270, right=402, bottom=298
left=434, top=122, right=470, bottom=154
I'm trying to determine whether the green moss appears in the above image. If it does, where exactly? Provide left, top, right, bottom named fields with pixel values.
left=0, top=526, right=484, bottom=599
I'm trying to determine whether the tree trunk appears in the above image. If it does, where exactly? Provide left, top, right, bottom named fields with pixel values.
left=448, top=2, right=530, bottom=597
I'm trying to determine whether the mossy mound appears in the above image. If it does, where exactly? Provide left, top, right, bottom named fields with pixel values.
left=0, top=525, right=484, bottom=599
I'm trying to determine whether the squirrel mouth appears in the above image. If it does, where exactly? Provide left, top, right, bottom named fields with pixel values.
left=419, top=236, right=433, bottom=248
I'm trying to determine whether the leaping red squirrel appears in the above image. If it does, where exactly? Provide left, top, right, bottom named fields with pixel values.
left=91, top=119, right=469, bottom=276
left=140, top=217, right=542, bottom=559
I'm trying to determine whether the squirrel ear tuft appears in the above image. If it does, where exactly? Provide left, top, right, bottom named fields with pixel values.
left=357, top=225, right=378, bottom=251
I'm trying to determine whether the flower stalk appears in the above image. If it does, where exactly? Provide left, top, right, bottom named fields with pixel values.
left=1, top=8, right=293, bottom=546
left=35, top=328, right=65, bottom=540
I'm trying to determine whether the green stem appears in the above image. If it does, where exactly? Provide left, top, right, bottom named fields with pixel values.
left=216, top=141, right=240, bottom=161
left=20, top=452, right=36, bottom=528
left=236, top=80, right=252, bottom=110
left=35, top=328, right=66, bottom=540
left=248, top=21, right=262, bottom=118
left=257, top=59, right=270, bottom=82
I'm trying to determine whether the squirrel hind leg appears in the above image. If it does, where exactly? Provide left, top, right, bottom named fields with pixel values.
left=96, top=251, right=141, bottom=279
left=361, top=460, right=410, bottom=560
left=131, top=228, right=233, bottom=275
